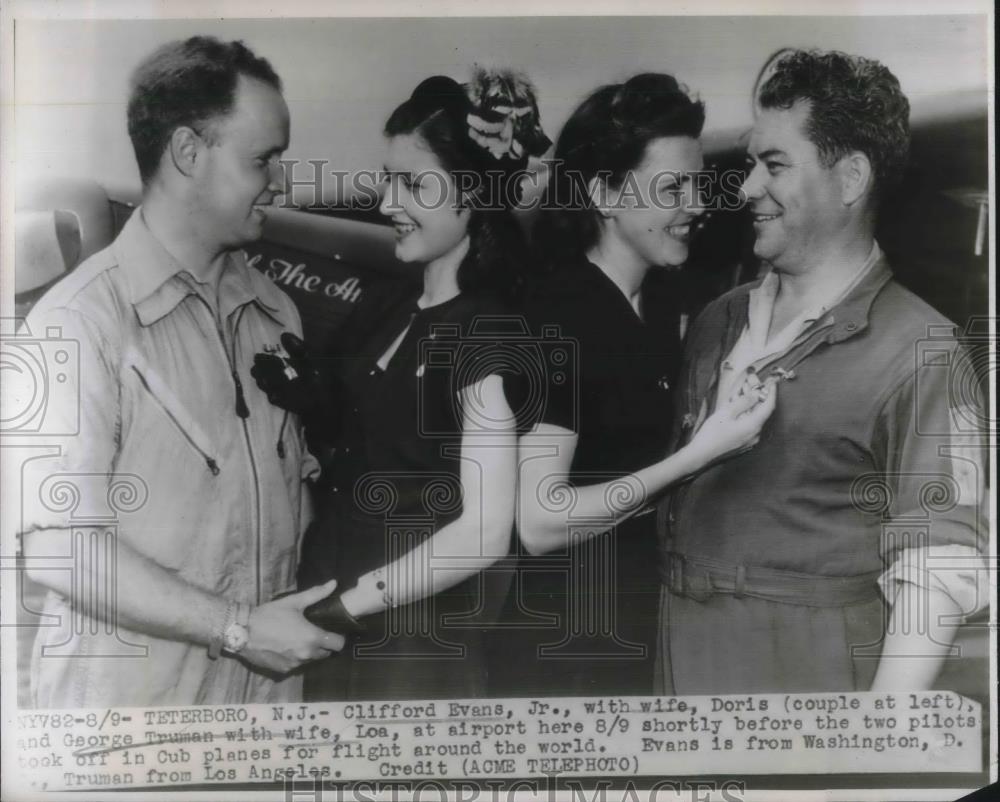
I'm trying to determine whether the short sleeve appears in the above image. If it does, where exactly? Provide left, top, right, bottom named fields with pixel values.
left=500, top=301, right=579, bottom=434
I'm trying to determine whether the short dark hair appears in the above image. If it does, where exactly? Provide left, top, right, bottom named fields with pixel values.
left=534, top=73, right=705, bottom=269
left=758, top=49, right=910, bottom=199
left=127, top=36, right=282, bottom=184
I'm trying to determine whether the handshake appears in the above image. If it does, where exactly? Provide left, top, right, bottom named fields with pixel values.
left=240, top=582, right=368, bottom=675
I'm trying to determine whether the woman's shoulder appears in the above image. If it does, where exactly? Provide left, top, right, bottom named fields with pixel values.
left=322, top=277, right=419, bottom=354
left=519, top=262, right=612, bottom=338
left=433, top=291, right=517, bottom=334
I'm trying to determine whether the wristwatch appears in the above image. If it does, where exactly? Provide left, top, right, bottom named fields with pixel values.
left=222, top=602, right=251, bottom=655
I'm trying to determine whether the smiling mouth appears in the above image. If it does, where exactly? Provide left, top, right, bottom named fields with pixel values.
left=393, top=220, right=417, bottom=238
left=752, top=212, right=781, bottom=223
left=665, top=223, right=692, bottom=239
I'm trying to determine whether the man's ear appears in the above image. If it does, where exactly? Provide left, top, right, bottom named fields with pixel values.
left=587, top=174, right=617, bottom=219
left=837, top=151, right=873, bottom=207
left=168, top=126, right=204, bottom=179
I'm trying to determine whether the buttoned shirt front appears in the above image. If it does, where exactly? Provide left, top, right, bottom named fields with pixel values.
left=20, top=209, right=316, bottom=707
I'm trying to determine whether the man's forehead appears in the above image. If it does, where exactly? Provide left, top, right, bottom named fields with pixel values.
left=747, top=101, right=813, bottom=154
left=214, top=75, right=290, bottom=147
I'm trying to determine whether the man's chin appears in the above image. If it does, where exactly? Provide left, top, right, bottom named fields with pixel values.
left=244, top=219, right=267, bottom=243
left=752, top=239, right=776, bottom=263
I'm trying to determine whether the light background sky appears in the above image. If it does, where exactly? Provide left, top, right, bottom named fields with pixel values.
left=13, top=15, right=990, bottom=203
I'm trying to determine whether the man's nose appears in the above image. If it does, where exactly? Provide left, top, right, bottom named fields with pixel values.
left=739, top=163, right=765, bottom=205
left=268, top=160, right=290, bottom=197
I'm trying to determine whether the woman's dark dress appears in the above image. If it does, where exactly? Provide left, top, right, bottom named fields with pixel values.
left=300, top=282, right=507, bottom=701
left=490, top=256, right=682, bottom=697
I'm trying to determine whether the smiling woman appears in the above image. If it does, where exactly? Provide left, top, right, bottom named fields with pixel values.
left=380, top=133, right=471, bottom=268
left=489, top=73, right=778, bottom=699
left=252, top=68, right=553, bottom=701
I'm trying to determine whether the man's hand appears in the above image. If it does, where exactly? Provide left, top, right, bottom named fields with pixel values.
left=241, top=580, right=346, bottom=674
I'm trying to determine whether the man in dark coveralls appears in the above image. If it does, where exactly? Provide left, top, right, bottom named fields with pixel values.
left=656, top=49, right=987, bottom=694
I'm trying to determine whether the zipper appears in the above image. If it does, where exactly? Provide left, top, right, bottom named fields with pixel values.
left=231, top=308, right=251, bottom=419
left=752, top=318, right=836, bottom=379
left=276, top=410, right=289, bottom=458
left=228, top=304, right=263, bottom=607
left=130, top=365, right=220, bottom=475
left=225, top=303, right=262, bottom=705
left=197, top=297, right=264, bottom=607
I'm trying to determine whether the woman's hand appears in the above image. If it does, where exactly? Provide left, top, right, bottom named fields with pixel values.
left=241, top=580, right=345, bottom=674
left=250, top=332, right=323, bottom=416
left=686, top=372, right=778, bottom=466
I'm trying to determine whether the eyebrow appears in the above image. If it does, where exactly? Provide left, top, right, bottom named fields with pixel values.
left=748, top=148, right=789, bottom=161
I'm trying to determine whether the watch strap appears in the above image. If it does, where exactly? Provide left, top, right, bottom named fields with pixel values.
left=223, top=602, right=250, bottom=655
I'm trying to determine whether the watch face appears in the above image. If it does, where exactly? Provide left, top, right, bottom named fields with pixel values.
left=224, top=624, right=249, bottom=654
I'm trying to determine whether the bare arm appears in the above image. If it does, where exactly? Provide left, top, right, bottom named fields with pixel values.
left=517, top=376, right=777, bottom=555
left=339, top=374, right=517, bottom=617
left=870, top=584, right=962, bottom=691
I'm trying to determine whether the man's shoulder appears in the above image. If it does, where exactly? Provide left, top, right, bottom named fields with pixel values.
left=686, top=279, right=759, bottom=341
left=700, top=280, right=758, bottom=317
left=872, top=277, right=958, bottom=335
left=26, top=241, right=128, bottom=334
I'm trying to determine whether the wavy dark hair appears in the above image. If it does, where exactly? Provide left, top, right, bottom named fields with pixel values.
left=384, top=76, right=529, bottom=303
left=533, top=73, right=705, bottom=272
left=127, top=36, right=282, bottom=185
left=757, top=48, right=910, bottom=202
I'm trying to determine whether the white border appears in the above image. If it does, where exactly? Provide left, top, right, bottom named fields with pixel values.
left=0, top=2, right=994, bottom=801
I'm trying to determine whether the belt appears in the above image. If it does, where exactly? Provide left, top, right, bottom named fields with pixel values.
left=660, top=551, right=881, bottom=607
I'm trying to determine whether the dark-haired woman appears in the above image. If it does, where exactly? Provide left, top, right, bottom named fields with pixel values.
left=492, top=73, right=777, bottom=697
left=254, top=69, right=552, bottom=700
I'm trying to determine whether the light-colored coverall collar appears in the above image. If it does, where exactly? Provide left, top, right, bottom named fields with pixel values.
left=115, top=207, right=287, bottom=329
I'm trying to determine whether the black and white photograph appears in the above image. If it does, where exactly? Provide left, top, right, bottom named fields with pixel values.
left=0, top=0, right=994, bottom=799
